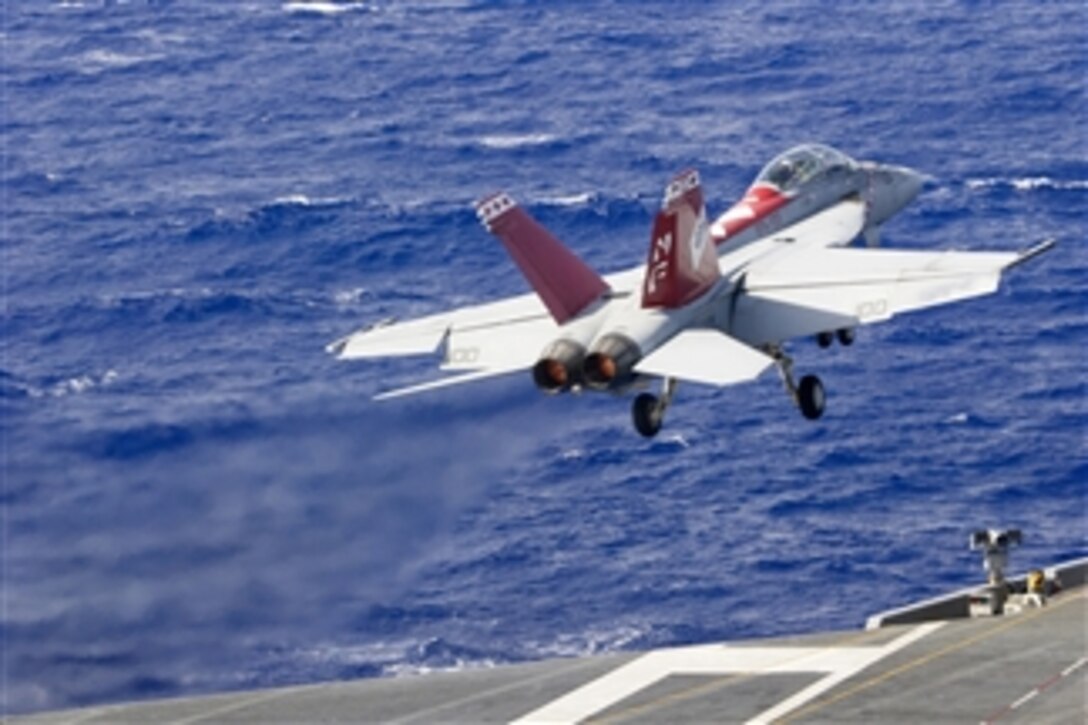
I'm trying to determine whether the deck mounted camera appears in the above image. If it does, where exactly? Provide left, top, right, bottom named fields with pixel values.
left=970, top=529, right=1022, bottom=585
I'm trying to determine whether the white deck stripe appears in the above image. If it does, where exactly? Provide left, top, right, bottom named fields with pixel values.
left=1008, top=689, right=1038, bottom=710
left=1060, top=656, right=1086, bottom=677
left=745, top=622, right=944, bottom=724
left=512, top=622, right=944, bottom=724
left=983, top=654, right=1088, bottom=723
left=389, top=657, right=613, bottom=725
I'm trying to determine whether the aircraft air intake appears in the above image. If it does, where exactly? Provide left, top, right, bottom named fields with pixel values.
left=582, top=333, right=642, bottom=390
left=531, top=339, right=587, bottom=392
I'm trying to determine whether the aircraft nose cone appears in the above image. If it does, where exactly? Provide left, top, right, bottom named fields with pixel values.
left=893, top=166, right=926, bottom=203
left=867, top=165, right=926, bottom=226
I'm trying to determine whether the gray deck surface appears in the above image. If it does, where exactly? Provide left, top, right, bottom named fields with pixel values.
left=12, top=586, right=1086, bottom=724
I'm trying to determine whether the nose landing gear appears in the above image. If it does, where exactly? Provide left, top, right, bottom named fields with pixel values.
left=797, top=374, right=826, bottom=420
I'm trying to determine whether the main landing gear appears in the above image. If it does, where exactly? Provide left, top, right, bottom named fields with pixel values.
left=768, top=345, right=825, bottom=420
left=629, top=341, right=833, bottom=436
left=632, top=377, right=677, bottom=438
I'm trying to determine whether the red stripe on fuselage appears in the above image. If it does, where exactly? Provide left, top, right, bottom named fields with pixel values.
left=710, top=184, right=790, bottom=244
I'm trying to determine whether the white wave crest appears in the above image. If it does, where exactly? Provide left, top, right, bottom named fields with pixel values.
left=79, top=50, right=162, bottom=73
left=283, top=1, right=369, bottom=15
left=100, top=287, right=213, bottom=305
left=539, top=192, right=596, bottom=207
left=28, top=370, right=119, bottom=399
left=270, top=194, right=353, bottom=208
left=332, top=287, right=368, bottom=305
left=966, top=177, right=1088, bottom=191
left=296, top=640, right=408, bottom=666
left=532, top=625, right=647, bottom=659
left=663, top=433, right=691, bottom=449
left=479, top=133, right=557, bottom=150
left=295, top=640, right=497, bottom=679
left=383, top=658, right=498, bottom=678
left=134, top=29, right=190, bottom=46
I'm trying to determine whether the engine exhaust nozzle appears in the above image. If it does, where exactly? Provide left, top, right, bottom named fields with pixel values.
left=532, top=339, right=587, bottom=393
left=582, top=333, right=642, bottom=390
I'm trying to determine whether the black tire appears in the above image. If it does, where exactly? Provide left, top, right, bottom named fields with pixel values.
left=836, top=328, right=856, bottom=346
left=632, top=393, right=663, bottom=437
left=798, top=375, right=825, bottom=420
left=816, top=331, right=834, bottom=348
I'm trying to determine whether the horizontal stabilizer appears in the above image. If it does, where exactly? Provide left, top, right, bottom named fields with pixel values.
left=477, top=193, right=609, bottom=325
left=634, top=329, right=775, bottom=387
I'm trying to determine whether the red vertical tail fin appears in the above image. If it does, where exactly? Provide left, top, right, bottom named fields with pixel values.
left=641, top=169, right=720, bottom=309
left=476, top=193, right=609, bottom=325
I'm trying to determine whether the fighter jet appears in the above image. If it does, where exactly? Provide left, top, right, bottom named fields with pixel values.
left=328, top=144, right=1053, bottom=437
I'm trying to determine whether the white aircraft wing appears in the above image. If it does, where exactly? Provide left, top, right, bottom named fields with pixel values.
left=731, top=240, right=1053, bottom=346
left=634, top=329, right=775, bottom=386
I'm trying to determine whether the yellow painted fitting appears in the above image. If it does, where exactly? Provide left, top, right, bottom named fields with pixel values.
left=1027, top=569, right=1045, bottom=594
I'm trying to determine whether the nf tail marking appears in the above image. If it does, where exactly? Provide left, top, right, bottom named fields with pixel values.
left=641, top=168, right=720, bottom=310
left=645, top=231, right=674, bottom=297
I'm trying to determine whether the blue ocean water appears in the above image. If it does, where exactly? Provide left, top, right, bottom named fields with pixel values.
left=2, top=0, right=1086, bottom=714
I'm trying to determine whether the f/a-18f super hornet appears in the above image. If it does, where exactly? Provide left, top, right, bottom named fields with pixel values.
left=329, top=144, right=1053, bottom=437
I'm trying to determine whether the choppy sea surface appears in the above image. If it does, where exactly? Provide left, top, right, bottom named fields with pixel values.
left=3, top=0, right=1086, bottom=714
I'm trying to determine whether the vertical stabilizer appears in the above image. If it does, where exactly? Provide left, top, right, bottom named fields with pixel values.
left=476, top=193, right=609, bottom=325
left=642, top=169, right=720, bottom=309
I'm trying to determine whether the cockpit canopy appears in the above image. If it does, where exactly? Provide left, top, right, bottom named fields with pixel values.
left=756, top=144, right=856, bottom=192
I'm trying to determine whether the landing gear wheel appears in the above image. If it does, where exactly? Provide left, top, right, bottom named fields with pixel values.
left=836, top=328, right=856, bottom=346
left=798, top=375, right=826, bottom=420
left=817, top=331, right=834, bottom=349
left=632, top=393, right=663, bottom=438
